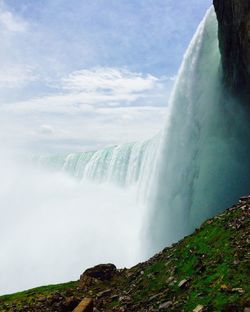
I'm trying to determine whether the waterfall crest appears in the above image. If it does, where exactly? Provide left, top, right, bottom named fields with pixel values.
left=34, top=136, right=159, bottom=203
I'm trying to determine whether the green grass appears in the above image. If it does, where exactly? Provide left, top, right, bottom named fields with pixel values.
left=0, top=281, right=76, bottom=305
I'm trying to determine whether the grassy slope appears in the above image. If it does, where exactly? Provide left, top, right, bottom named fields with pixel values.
left=0, top=197, right=249, bottom=311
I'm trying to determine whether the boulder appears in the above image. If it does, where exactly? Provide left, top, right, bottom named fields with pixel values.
left=79, top=264, right=117, bottom=288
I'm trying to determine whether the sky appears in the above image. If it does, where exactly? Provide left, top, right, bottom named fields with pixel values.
left=0, top=0, right=212, bottom=153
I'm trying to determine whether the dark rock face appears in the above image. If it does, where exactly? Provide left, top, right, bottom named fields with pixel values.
left=213, top=0, right=250, bottom=102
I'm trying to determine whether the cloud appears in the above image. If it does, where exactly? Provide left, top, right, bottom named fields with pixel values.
left=2, top=67, right=171, bottom=114
left=61, top=67, right=159, bottom=94
left=0, top=65, right=38, bottom=88
left=0, top=66, right=171, bottom=152
left=0, top=6, right=28, bottom=33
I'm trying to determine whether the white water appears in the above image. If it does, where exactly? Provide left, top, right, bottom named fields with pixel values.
left=2, top=7, right=250, bottom=294
left=147, top=8, right=250, bottom=255
left=34, top=137, right=159, bottom=198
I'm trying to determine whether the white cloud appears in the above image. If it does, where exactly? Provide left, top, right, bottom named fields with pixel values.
left=0, top=8, right=28, bottom=33
left=0, top=67, right=171, bottom=152
left=2, top=67, right=170, bottom=114
left=0, top=65, right=38, bottom=88
left=61, top=67, right=159, bottom=94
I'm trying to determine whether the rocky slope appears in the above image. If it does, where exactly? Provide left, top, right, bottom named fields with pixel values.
left=213, top=0, right=250, bottom=102
left=0, top=195, right=249, bottom=312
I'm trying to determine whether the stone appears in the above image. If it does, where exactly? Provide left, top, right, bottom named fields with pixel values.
left=37, top=296, right=47, bottom=302
left=244, top=308, right=250, bottom=312
left=193, top=305, right=204, bottom=312
left=118, top=295, right=131, bottom=302
left=178, top=279, right=189, bottom=289
left=79, top=263, right=117, bottom=287
left=81, top=263, right=116, bottom=280
left=167, top=276, right=175, bottom=283
left=231, top=287, right=245, bottom=293
left=96, top=289, right=112, bottom=298
left=73, top=298, right=93, bottom=312
left=233, top=259, right=240, bottom=265
left=159, top=301, right=172, bottom=310
left=149, top=293, right=161, bottom=301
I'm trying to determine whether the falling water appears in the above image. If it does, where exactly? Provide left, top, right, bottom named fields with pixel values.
left=146, top=7, right=250, bottom=255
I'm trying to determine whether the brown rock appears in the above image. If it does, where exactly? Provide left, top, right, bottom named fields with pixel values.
left=79, top=264, right=117, bottom=288
left=73, top=298, right=93, bottom=312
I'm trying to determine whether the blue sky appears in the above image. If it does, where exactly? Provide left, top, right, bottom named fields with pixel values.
left=0, top=0, right=211, bottom=153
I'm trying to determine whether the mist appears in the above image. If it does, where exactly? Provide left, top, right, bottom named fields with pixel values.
left=0, top=153, right=144, bottom=294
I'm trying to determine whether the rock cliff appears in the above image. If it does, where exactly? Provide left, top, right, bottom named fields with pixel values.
left=213, top=0, right=250, bottom=102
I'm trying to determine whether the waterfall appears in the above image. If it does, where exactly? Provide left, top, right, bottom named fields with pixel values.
left=34, top=136, right=160, bottom=201
left=3, top=6, right=250, bottom=295
left=33, top=7, right=250, bottom=257
left=146, top=7, right=250, bottom=255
